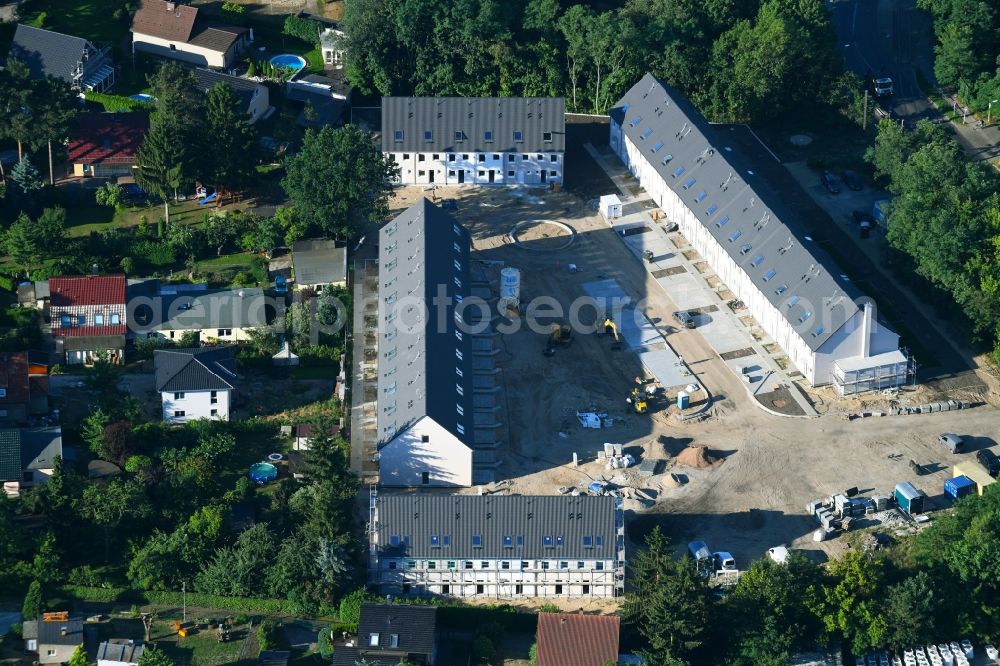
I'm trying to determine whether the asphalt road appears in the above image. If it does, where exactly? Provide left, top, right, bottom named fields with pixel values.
left=831, top=0, right=936, bottom=120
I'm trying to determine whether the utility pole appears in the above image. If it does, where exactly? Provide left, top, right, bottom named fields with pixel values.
left=863, top=89, right=868, bottom=131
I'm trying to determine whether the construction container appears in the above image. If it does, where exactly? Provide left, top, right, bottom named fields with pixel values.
left=952, top=461, right=996, bottom=496
left=944, top=475, right=976, bottom=500
left=677, top=391, right=690, bottom=409
left=895, top=481, right=924, bottom=514
left=873, top=494, right=890, bottom=511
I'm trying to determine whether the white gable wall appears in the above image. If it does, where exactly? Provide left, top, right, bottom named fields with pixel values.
left=378, top=416, right=473, bottom=487
left=161, top=388, right=231, bottom=423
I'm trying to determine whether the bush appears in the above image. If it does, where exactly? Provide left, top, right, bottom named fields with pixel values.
left=133, top=240, right=176, bottom=267
left=338, top=587, right=376, bottom=627
left=256, top=619, right=284, bottom=651
left=250, top=255, right=269, bottom=285
left=282, top=15, right=323, bottom=45
left=55, top=585, right=302, bottom=614
left=49, top=364, right=62, bottom=375
left=85, top=93, right=153, bottom=113
left=472, top=635, right=495, bottom=662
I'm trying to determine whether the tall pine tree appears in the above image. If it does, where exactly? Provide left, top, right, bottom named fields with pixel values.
left=203, top=83, right=256, bottom=196
left=135, top=116, right=186, bottom=225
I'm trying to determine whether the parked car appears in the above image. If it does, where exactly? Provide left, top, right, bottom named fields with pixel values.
left=687, top=540, right=711, bottom=561
left=841, top=170, right=863, bottom=191
left=767, top=546, right=789, bottom=563
left=673, top=311, right=696, bottom=329
left=713, top=551, right=736, bottom=571
left=977, top=448, right=1000, bottom=477
left=938, top=433, right=964, bottom=454
left=821, top=171, right=840, bottom=194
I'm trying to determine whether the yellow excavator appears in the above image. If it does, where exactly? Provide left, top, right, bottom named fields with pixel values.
left=602, top=317, right=623, bottom=351
left=544, top=322, right=573, bottom=356
left=627, top=387, right=648, bottom=413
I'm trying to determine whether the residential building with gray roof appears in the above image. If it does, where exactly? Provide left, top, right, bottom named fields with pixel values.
left=610, top=74, right=911, bottom=393
left=382, top=96, right=565, bottom=186
left=368, top=493, right=624, bottom=599
left=375, top=199, right=501, bottom=488
left=154, top=347, right=236, bottom=423
left=7, top=24, right=114, bottom=92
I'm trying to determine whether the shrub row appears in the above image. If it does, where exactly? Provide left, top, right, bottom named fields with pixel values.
left=84, top=93, right=153, bottom=113
left=56, top=585, right=301, bottom=615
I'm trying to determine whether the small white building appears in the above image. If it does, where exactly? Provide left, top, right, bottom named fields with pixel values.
left=368, top=493, right=625, bottom=599
left=154, top=347, right=236, bottom=423
left=320, top=27, right=344, bottom=69
left=381, top=97, right=565, bottom=186
left=609, top=74, right=911, bottom=392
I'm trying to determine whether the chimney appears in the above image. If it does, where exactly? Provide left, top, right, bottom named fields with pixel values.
left=166, top=1, right=175, bottom=11
left=60, top=628, right=67, bottom=637
left=860, top=301, right=873, bottom=357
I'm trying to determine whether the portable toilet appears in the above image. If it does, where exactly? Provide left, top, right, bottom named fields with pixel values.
left=894, top=481, right=924, bottom=514
left=944, top=475, right=975, bottom=500
left=676, top=391, right=690, bottom=409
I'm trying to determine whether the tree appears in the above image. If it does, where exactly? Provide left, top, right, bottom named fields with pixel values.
left=34, top=76, right=79, bottom=185
left=316, top=538, right=351, bottom=593
left=84, top=354, right=124, bottom=413
left=9, top=158, right=44, bottom=213
left=808, top=550, right=887, bottom=656
left=81, top=409, right=110, bottom=457
left=203, top=83, right=256, bottom=194
left=0, top=61, right=41, bottom=160
left=338, top=587, right=376, bottom=628
left=135, top=116, right=186, bottom=225
left=472, top=635, right=495, bottom=662
left=195, top=523, right=277, bottom=597
left=882, top=572, right=936, bottom=651
left=317, top=625, right=336, bottom=659
left=238, top=214, right=284, bottom=258
left=22, top=579, right=43, bottom=619
left=99, top=421, right=133, bottom=465
left=68, top=645, right=88, bottom=666
left=623, top=527, right=711, bottom=665
left=282, top=125, right=399, bottom=239
left=32, top=532, right=61, bottom=583
left=3, top=208, right=65, bottom=276
left=82, top=477, right=152, bottom=562
left=138, top=645, right=174, bottom=666
left=96, top=182, right=126, bottom=210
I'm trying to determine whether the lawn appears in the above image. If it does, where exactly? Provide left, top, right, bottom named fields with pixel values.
left=18, top=0, right=130, bottom=51
left=93, top=614, right=257, bottom=666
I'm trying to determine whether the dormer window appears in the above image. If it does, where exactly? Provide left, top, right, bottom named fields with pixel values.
left=423, top=130, right=433, bottom=142
left=682, top=177, right=695, bottom=189
left=394, top=130, right=404, bottom=142
left=716, top=215, right=730, bottom=228
left=774, top=283, right=787, bottom=294
left=799, top=310, right=812, bottom=322
left=673, top=166, right=685, bottom=178
left=728, top=230, right=742, bottom=242
left=455, top=130, right=464, bottom=142
left=513, top=130, right=523, bottom=142
left=640, top=128, right=653, bottom=140
left=652, top=141, right=664, bottom=152
left=739, top=243, right=752, bottom=255
left=751, top=255, right=764, bottom=267
left=629, top=115, right=642, bottom=127
left=763, top=270, right=777, bottom=282
left=694, top=191, right=707, bottom=203
left=662, top=154, right=673, bottom=165
left=484, top=130, right=494, bottom=143
left=543, top=131, right=553, bottom=142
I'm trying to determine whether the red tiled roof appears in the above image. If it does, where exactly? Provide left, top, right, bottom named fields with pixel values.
left=67, top=113, right=149, bottom=166
left=49, top=275, right=126, bottom=307
left=131, top=0, right=199, bottom=42
left=0, top=353, right=31, bottom=404
left=52, top=325, right=128, bottom=337
left=536, top=613, right=620, bottom=666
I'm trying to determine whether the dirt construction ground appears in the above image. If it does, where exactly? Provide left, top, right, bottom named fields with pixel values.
left=384, top=181, right=1000, bottom=575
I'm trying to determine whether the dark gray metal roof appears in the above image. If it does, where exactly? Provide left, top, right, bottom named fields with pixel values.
left=612, top=74, right=864, bottom=351
left=36, top=616, right=83, bottom=646
left=376, top=200, right=475, bottom=447
left=132, top=287, right=270, bottom=333
left=20, top=427, right=62, bottom=471
left=291, top=239, right=347, bottom=285
left=97, top=640, right=144, bottom=665
left=381, top=97, right=565, bottom=153
left=374, top=495, right=619, bottom=560
left=154, top=347, right=236, bottom=392
left=8, top=24, right=97, bottom=83
left=192, top=68, right=263, bottom=110
left=357, top=604, right=436, bottom=655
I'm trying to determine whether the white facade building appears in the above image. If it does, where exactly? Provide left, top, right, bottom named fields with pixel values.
left=369, top=494, right=625, bottom=599
left=154, top=347, right=236, bottom=423
left=381, top=97, right=565, bottom=186
left=131, top=0, right=250, bottom=69
left=609, top=74, right=911, bottom=392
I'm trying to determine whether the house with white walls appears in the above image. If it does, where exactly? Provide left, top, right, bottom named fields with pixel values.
left=609, top=74, right=912, bottom=394
left=381, top=97, right=565, bottom=186
left=130, top=284, right=273, bottom=344
left=376, top=199, right=502, bottom=487
left=368, top=493, right=625, bottom=599
left=130, top=0, right=250, bottom=69
left=154, top=347, right=236, bottom=423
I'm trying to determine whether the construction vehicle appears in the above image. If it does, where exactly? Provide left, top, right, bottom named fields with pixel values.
left=544, top=322, right=573, bottom=356
left=602, top=317, right=623, bottom=350
left=627, top=387, right=648, bottom=414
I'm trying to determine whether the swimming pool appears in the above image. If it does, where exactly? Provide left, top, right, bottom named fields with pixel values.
left=269, top=54, right=307, bottom=74
left=129, top=93, right=154, bottom=104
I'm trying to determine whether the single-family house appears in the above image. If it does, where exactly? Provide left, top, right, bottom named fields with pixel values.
left=535, top=612, right=620, bottom=666
left=291, top=239, right=347, bottom=290
left=332, top=604, right=437, bottom=666
left=97, top=640, right=144, bottom=666
left=368, top=493, right=625, bottom=599
left=130, top=285, right=272, bottom=344
left=23, top=613, right=83, bottom=664
left=154, top=347, right=236, bottom=423
left=286, top=73, right=351, bottom=127
left=382, top=96, right=565, bottom=186
left=67, top=112, right=149, bottom=178
left=192, top=68, right=270, bottom=124
left=130, top=0, right=251, bottom=69
left=294, top=422, right=341, bottom=450
left=7, top=23, right=115, bottom=92
left=48, top=275, right=127, bottom=365
left=0, top=427, right=62, bottom=496
left=0, top=352, right=49, bottom=425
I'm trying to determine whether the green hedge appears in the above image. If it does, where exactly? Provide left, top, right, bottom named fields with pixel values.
left=84, top=93, right=153, bottom=113
left=282, top=15, right=323, bottom=45
left=56, top=586, right=301, bottom=614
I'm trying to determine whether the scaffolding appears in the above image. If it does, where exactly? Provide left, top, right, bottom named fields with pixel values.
left=832, top=348, right=915, bottom=397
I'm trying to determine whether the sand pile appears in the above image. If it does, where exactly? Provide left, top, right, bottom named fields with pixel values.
left=675, top=445, right=719, bottom=469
